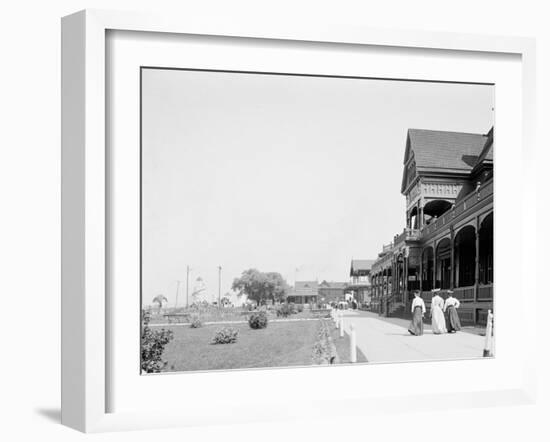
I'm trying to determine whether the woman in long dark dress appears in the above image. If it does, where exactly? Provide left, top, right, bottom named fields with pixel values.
left=444, top=290, right=462, bottom=333
left=408, top=291, right=426, bottom=336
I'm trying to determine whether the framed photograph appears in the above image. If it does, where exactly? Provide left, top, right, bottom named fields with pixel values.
left=61, top=9, right=537, bottom=432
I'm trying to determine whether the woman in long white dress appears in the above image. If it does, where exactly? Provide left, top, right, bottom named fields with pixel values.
left=430, top=289, right=447, bottom=334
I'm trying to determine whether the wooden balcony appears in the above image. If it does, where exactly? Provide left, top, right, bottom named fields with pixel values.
left=395, top=227, right=421, bottom=245
left=421, top=179, right=493, bottom=238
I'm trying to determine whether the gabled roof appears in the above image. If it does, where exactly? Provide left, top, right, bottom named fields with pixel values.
left=473, top=127, right=494, bottom=170
left=406, top=129, right=489, bottom=171
left=350, top=259, right=374, bottom=276
left=319, top=281, right=347, bottom=289
left=401, top=128, right=491, bottom=193
left=294, top=281, right=318, bottom=291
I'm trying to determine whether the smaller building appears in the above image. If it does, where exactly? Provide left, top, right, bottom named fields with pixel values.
left=348, top=260, right=374, bottom=307
left=318, top=281, right=347, bottom=305
left=286, top=281, right=318, bottom=305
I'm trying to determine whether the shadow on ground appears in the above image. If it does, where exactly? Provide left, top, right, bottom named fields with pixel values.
left=35, top=408, right=61, bottom=423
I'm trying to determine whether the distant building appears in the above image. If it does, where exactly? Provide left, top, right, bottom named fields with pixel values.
left=370, top=128, right=494, bottom=325
left=286, top=280, right=318, bottom=305
left=318, top=280, right=347, bottom=305
left=348, top=259, right=374, bottom=306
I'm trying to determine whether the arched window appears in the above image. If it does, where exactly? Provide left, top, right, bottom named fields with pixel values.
left=479, top=213, right=493, bottom=284
left=436, top=238, right=451, bottom=289
left=424, top=199, right=453, bottom=225
left=454, top=226, right=476, bottom=287
left=421, top=247, right=434, bottom=291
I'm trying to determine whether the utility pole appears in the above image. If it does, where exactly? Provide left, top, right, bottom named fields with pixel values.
left=186, top=265, right=190, bottom=308
left=175, top=280, right=181, bottom=308
left=218, top=265, right=222, bottom=308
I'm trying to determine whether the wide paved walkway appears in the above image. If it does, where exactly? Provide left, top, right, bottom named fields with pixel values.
left=341, top=310, right=486, bottom=363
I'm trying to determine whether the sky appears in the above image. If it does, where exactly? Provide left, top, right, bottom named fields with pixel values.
left=141, top=68, right=494, bottom=307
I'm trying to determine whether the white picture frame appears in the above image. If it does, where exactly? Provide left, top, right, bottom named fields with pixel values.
left=61, top=9, right=537, bottom=433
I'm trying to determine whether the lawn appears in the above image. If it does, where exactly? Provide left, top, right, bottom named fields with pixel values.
left=149, top=306, right=329, bottom=325
left=162, top=320, right=323, bottom=372
left=159, top=318, right=362, bottom=372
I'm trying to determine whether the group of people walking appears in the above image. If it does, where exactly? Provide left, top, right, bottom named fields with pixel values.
left=408, top=288, right=462, bottom=336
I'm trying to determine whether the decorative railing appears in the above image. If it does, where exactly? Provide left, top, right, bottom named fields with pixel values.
left=421, top=179, right=493, bottom=237
left=382, top=242, right=393, bottom=253
left=395, top=228, right=421, bottom=244
left=478, top=284, right=493, bottom=301
left=453, top=286, right=475, bottom=301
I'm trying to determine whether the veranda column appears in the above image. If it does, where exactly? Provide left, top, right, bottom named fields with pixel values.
left=450, top=226, right=455, bottom=289
left=404, top=256, right=409, bottom=304
left=432, top=241, right=437, bottom=289
left=395, top=259, right=398, bottom=302
left=419, top=251, right=424, bottom=294
left=475, top=228, right=480, bottom=303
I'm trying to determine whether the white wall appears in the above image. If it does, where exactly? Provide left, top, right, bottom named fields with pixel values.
left=0, top=1, right=548, bottom=441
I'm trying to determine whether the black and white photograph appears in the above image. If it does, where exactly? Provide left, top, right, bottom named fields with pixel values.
left=4, top=0, right=549, bottom=439
left=140, top=67, right=495, bottom=374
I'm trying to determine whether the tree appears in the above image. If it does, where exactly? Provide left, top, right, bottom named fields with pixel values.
left=152, top=294, right=168, bottom=313
left=141, top=310, right=174, bottom=373
left=232, top=269, right=289, bottom=306
left=220, top=295, right=232, bottom=307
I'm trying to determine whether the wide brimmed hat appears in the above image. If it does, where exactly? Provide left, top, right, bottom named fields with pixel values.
left=447, top=289, right=454, bottom=294
left=431, top=288, right=441, bottom=293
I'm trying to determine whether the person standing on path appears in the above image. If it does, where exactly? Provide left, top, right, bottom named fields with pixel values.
left=444, top=290, right=462, bottom=333
left=430, top=288, right=447, bottom=334
left=408, top=291, right=426, bottom=336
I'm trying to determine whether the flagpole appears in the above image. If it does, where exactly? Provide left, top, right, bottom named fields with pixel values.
left=175, top=280, right=181, bottom=308
left=218, top=266, right=222, bottom=308
left=186, top=265, right=190, bottom=308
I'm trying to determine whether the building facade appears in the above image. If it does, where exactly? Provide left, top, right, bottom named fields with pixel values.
left=347, top=260, right=374, bottom=307
left=370, top=128, right=494, bottom=326
left=318, top=280, right=347, bottom=305
left=286, top=281, right=319, bottom=305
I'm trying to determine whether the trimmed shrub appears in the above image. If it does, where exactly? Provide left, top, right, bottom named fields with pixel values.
left=296, top=304, right=304, bottom=313
left=141, top=310, right=174, bottom=373
left=211, top=327, right=239, bottom=344
left=248, top=311, right=268, bottom=329
left=276, top=303, right=293, bottom=318
left=189, top=315, right=203, bottom=328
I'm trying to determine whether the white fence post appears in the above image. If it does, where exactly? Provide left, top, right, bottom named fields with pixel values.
left=350, top=323, right=357, bottom=363
left=483, top=310, right=494, bottom=357
left=339, top=311, right=344, bottom=338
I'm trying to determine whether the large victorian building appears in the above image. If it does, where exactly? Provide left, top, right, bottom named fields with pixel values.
left=370, top=128, right=494, bottom=326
